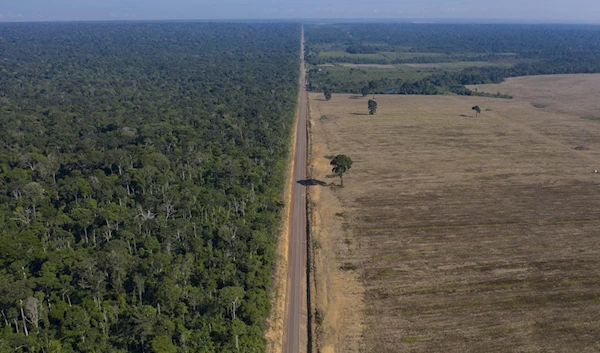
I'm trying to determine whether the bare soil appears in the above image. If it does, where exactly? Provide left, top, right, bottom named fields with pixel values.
left=309, top=74, right=600, bottom=353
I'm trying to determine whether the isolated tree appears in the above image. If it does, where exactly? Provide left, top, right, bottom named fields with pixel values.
left=368, top=99, right=378, bottom=115
left=323, top=87, right=332, bottom=101
left=368, top=80, right=378, bottom=98
left=360, top=85, right=369, bottom=97
left=330, top=154, right=353, bottom=187
left=472, top=105, right=481, bottom=117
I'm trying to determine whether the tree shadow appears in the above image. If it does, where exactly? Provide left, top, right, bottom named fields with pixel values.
left=297, top=179, right=327, bottom=186
left=348, top=95, right=365, bottom=99
left=314, top=98, right=327, bottom=102
left=351, top=112, right=369, bottom=116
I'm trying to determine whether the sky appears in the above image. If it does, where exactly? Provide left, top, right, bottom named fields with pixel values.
left=1, top=0, right=599, bottom=23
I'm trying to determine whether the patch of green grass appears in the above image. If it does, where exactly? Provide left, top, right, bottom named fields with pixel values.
left=402, top=336, right=421, bottom=344
left=319, top=115, right=328, bottom=120
left=531, top=102, right=548, bottom=108
left=316, top=64, right=433, bottom=82
left=315, top=309, right=325, bottom=326
left=313, top=239, right=320, bottom=250
left=581, top=116, right=600, bottom=121
left=316, top=50, right=516, bottom=65
left=377, top=269, right=396, bottom=277
left=372, top=254, right=404, bottom=261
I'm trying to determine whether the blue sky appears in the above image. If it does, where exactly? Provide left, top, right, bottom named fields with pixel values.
left=1, top=0, right=599, bottom=22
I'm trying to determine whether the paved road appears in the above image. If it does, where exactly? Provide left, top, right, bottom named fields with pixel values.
left=283, top=25, right=307, bottom=353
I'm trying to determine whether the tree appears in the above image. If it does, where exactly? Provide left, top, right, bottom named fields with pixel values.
left=151, top=335, right=178, bottom=353
left=330, top=155, right=353, bottom=187
left=368, top=81, right=378, bottom=98
left=323, top=87, right=332, bottom=101
left=472, top=105, right=481, bottom=117
left=360, top=86, right=369, bottom=97
left=368, top=99, right=378, bottom=115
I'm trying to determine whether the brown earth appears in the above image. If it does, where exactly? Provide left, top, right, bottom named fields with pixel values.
left=469, top=74, right=600, bottom=117
left=308, top=74, right=600, bottom=353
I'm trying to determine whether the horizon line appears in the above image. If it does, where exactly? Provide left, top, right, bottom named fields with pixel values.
left=1, top=18, right=600, bottom=25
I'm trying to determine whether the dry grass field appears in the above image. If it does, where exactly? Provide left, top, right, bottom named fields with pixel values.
left=308, top=74, right=600, bottom=353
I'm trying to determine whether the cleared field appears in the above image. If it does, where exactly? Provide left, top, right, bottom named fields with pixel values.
left=312, top=64, right=434, bottom=84
left=317, top=51, right=445, bottom=62
left=309, top=75, right=600, bottom=353
left=321, top=62, right=513, bottom=70
left=469, top=74, right=600, bottom=117
left=405, top=61, right=515, bottom=69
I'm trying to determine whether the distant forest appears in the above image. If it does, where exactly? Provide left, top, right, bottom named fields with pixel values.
left=0, top=22, right=300, bottom=352
left=305, top=24, right=600, bottom=95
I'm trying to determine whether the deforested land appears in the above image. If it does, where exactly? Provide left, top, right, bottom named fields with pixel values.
left=308, top=74, right=600, bottom=353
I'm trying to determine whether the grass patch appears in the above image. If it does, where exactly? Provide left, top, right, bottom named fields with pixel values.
left=377, top=269, right=395, bottom=277
left=313, top=239, right=320, bottom=250
left=581, top=116, right=600, bottom=121
left=531, top=102, right=548, bottom=108
left=315, top=309, right=325, bottom=326
left=402, top=336, right=421, bottom=344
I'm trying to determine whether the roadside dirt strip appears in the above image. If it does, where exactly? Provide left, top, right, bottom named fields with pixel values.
left=282, top=26, right=308, bottom=353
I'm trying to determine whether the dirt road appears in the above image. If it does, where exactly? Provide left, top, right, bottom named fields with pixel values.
left=282, top=26, right=307, bottom=353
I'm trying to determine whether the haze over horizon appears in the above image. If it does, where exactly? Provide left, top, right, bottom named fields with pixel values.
left=1, top=0, right=599, bottom=23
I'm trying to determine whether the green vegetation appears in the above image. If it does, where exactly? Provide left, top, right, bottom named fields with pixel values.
left=0, top=22, right=300, bottom=352
left=581, top=116, right=600, bottom=121
left=401, top=336, right=420, bottom=344
left=330, top=155, right=353, bottom=187
left=306, top=24, right=600, bottom=96
left=368, top=100, right=378, bottom=115
left=324, top=87, right=332, bottom=101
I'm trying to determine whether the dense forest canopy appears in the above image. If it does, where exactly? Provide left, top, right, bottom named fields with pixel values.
left=305, top=24, right=600, bottom=95
left=306, top=23, right=600, bottom=56
left=0, top=22, right=300, bottom=352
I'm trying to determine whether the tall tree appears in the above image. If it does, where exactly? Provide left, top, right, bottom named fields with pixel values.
left=330, top=154, right=353, bottom=187
left=360, top=85, right=369, bottom=97
left=368, top=80, right=378, bottom=99
left=368, top=99, right=378, bottom=115
left=324, top=87, right=332, bottom=101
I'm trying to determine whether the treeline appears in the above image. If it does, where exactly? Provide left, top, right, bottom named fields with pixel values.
left=309, top=56, right=600, bottom=96
left=305, top=23, right=600, bottom=57
left=0, top=22, right=300, bottom=352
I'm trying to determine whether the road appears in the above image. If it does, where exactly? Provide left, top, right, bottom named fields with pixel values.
left=283, top=25, right=307, bottom=353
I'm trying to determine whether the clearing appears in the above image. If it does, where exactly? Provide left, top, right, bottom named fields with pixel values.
left=308, top=74, right=600, bottom=353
